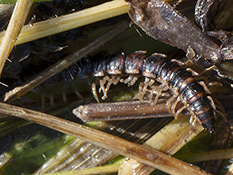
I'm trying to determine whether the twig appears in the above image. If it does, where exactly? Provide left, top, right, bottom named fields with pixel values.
left=73, top=100, right=172, bottom=122
left=0, top=102, right=210, bottom=175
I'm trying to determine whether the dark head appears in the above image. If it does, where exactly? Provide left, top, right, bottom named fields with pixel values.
left=200, top=116, right=215, bottom=134
left=197, top=110, right=215, bottom=134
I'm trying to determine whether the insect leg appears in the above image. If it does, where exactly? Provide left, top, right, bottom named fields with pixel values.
left=100, top=76, right=121, bottom=100
left=138, top=77, right=155, bottom=102
left=210, top=97, right=228, bottom=122
left=167, top=95, right=185, bottom=119
left=199, top=81, right=211, bottom=94
left=189, top=115, right=199, bottom=128
left=149, top=84, right=168, bottom=105
left=198, top=65, right=217, bottom=76
left=120, top=75, right=139, bottom=86
left=99, top=76, right=110, bottom=94
left=174, top=105, right=186, bottom=119
left=171, top=58, right=199, bottom=76
left=92, top=82, right=100, bottom=103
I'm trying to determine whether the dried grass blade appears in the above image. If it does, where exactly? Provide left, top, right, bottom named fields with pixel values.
left=0, top=102, right=210, bottom=175
left=0, top=0, right=129, bottom=46
left=0, top=0, right=33, bottom=76
left=34, top=163, right=120, bottom=175
left=226, top=163, right=233, bottom=175
left=35, top=118, right=168, bottom=173
left=119, top=116, right=204, bottom=175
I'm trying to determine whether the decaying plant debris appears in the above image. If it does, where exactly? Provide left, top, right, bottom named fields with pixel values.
left=0, top=0, right=232, bottom=175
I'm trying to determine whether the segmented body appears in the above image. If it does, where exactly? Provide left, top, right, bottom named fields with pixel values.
left=59, top=51, right=216, bottom=132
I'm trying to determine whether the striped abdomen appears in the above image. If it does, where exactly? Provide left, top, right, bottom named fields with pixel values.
left=141, top=53, right=215, bottom=132
left=57, top=51, right=215, bottom=132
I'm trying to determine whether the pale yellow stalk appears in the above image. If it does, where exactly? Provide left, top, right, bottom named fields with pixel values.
left=0, top=102, right=210, bottom=175
left=0, top=0, right=33, bottom=76
left=0, top=0, right=129, bottom=46
left=118, top=116, right=204, bottom=175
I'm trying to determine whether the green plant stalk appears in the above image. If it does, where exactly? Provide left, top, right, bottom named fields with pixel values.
left=0, top=119, right=30, bottom=137
left=36, top=163, right=121, bottom=175
left=176, top=148, right=233, bottom=162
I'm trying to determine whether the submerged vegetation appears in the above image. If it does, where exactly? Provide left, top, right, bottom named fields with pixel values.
left=0, top=0, right=232, bottom=174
